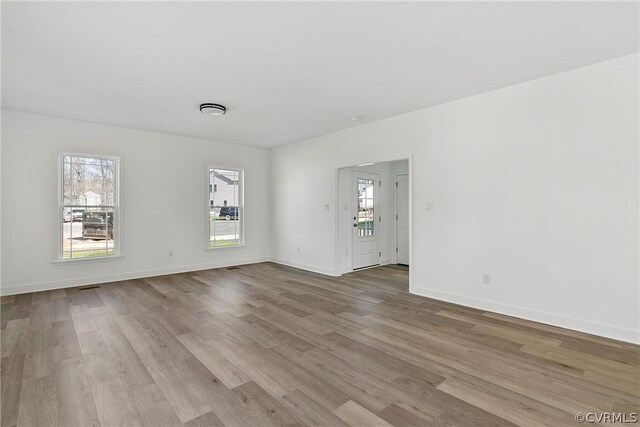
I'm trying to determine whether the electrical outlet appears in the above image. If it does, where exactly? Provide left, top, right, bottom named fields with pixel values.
left=168, top=250, right=174, bottom=258
left=297, top=246, right=301, bottom=253
left=482, top=273, right=491, bottom=284
left=345, top=249, right=349, bottom=256
left=324, top=204, right=330, bottom=211
left=424, top=201, right=435, bottom=211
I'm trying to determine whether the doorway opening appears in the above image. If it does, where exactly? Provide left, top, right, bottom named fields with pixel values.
left=396, top=173, right=409, bottom=265
left=336, top=159, right=410, bottom=276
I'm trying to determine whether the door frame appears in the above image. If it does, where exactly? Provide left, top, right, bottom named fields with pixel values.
left=351, top=171, right=380, bottom=270
left=395, top=172, right=409, bottom=265
left=333, top=154, right=413, bottom=291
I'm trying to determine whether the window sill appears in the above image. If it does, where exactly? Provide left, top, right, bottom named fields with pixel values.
left=206, top=244, right=246, bottom=251
left=53, top=255, right=125, bottom=265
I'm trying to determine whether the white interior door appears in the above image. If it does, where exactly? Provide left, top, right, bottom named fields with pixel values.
left=352, top=172, right=380, bottom=269
left=396, top=174, right=409, bottom=265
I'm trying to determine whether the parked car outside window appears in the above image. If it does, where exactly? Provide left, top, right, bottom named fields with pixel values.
left=219, top=206, right=239, bottom=220
left=70, top=208, right=85, bottom=222
left=82, top=211, right=114, bottom=239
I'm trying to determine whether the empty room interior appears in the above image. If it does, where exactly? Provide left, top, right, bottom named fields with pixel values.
left=1, top=1, right=639, bottom=426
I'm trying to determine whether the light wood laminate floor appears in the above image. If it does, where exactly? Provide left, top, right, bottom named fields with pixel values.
left=1, top=262, right=638, bottom=426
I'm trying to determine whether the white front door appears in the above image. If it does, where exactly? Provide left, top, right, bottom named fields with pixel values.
left=352, top=172, right=380, bottom=269
left=396, top=174, right=409, bottom=265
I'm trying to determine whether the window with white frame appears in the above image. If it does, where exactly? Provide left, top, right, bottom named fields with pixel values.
left=208, top=167, right=242, bottom=247
left=60, top=154, right=119, bottom=259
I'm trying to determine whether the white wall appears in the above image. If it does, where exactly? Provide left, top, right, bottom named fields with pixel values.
left=2, top=55, right=637, bottom=343
left=1, top=110, right=271, bottom=294
left=271, top=54, right=640, bottom=343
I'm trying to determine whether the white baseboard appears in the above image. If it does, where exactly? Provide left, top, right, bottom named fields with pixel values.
left=412, top=286, right=640, bottom=345
left=0, top=257, right=270, bottom=296
left=269, top=258, right=340, bottom=277
left=4, top=259, right=636, bottom=344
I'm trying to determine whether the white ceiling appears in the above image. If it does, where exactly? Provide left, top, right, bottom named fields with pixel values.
left=2, top=2, right=638, bottom=148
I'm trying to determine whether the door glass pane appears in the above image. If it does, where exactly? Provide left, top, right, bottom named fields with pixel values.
left=357, top=178, right=374, bottom=237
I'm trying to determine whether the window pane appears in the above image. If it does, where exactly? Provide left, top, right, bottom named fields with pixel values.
left=63, top=156, right=114, bottom=207
left=209, top=168, right=241, bottom=247
left=62, top=155, right=116, bottom=259
left=357, top=178, right=374, bottom=237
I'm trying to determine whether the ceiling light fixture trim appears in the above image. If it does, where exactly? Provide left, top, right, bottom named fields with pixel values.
left=200, top=103, right=227, bottom=116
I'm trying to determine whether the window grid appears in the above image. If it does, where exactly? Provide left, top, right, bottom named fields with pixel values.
left=209, top=168, right=242, bottom=247
left=61, top=154, right=118, bottom=260
left=357, top=178, right=375, bottom=237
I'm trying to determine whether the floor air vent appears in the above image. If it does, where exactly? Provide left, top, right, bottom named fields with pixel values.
left=78, top=285, right=101, bottom=291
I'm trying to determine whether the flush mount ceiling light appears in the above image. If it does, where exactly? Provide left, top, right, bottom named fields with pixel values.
left=200, top=103, right=226, bottom=116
